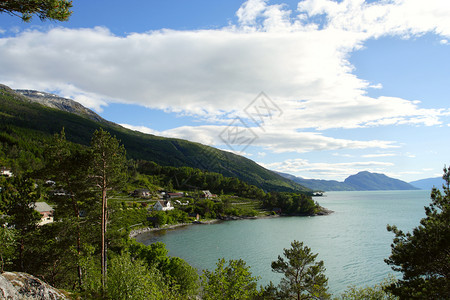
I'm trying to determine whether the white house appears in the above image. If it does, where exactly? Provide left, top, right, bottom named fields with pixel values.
left=34, top=202, right=54, bottom=225
left=201, top=190, right=217, bottom=198
left=153, top=200, right=174, bottom=211
left=0, top=167, right=13, bottom=177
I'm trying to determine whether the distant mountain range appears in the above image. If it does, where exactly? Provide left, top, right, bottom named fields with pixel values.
left=409, top=177, right=444, bottom=190
left=278, top=171, right=420, bottom=191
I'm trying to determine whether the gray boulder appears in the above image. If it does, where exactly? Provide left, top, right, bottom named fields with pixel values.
left=0, top=272, right=68, bottom=300
left=0, top=273, right=20, bottom=299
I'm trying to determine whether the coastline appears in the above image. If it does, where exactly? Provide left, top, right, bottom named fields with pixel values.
left=130, top=208, right=333, bottom=239
left=129, top=216, right=266, bottom=238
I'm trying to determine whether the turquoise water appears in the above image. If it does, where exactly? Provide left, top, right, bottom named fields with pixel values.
left=135, top=190, right=430, bottom=295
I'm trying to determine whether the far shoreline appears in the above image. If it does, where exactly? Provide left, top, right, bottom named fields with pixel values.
left=130, top=207, right=333, bottom=240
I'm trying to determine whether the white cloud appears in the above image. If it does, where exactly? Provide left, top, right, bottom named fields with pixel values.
left=121, top=124, right=398, bottom=153
left=332, top=153, right=353, bottom=158
left=253, top=129, right=397, bottom=153
left=119, top=124, right=160, bottom=136
left=236, top=0, right=268, bottom=25
left=369, top=83, right=383, bottom=89
left=260, top=158, right=394, bottom=181
left=257, top=152, right=267, bottom=157
left=298, top=0, right=450, bottom=38
left=362, top=153, right=395, bottom=158
left=0, top=1, right=448, bottom=124
left=121, top=122, right=396, bottom=154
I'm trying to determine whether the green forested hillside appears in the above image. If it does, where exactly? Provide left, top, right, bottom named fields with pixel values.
left=0, top=84, right=308, bottom=192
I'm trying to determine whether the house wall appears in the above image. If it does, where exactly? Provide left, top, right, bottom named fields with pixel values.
left=39, top=211, right=54, bottom=225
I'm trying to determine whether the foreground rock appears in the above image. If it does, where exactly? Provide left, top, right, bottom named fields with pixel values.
left=0, top=272, right=68, bottom=300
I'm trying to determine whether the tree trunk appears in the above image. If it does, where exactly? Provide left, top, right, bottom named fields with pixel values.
left=75, top=206, right=82, bottom=291
left=101, top=188, right=106, bottom=291
left=101, top=160, right=107, bottom=294
left=1, top=252, right=4, bottom=273
left=19, top=237, right=25, bottom=271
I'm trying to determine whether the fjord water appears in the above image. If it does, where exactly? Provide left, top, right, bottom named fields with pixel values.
left=136, top=190, right=430, bottom=295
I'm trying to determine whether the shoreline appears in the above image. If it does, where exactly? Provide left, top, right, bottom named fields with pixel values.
left=129, top=208, right=333, bottom=239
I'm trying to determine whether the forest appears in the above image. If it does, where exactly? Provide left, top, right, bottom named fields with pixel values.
left=0, top=128, right=322, bottom=298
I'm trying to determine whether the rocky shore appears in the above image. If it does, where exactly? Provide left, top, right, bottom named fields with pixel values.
left=129, top=222, right=194, bottom=238
left=315, top=207, right=334, bottom=216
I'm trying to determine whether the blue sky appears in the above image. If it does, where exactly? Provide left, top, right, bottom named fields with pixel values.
left=1, top=0, right=449, bottom=182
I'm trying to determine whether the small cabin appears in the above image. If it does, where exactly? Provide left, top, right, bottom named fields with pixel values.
left=153, top=200, right=174, bottom=211
left=133, top=189, right=152, bottom=198
left=201, top=190, right=217, bottom=198
left=0, top=167, right=13, bottom=177
left=165, top=192, right=184, bottom=199
left=34, top=202, right=54, bottom=225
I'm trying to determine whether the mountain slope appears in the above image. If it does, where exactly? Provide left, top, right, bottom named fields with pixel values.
left=344, top=171, right=418, bottom=191
left=409, top=177, right=444, bottom=190
left=15, top=89, right=110, bottom=124
left=276, top=172, right=355, bottom=191
left=278, top=171, right=418, bottom=191
left=0, top=84, right=308, bottom=193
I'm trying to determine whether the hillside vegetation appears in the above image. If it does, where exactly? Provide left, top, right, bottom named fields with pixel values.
left=0, top=84, right=307, bottom=193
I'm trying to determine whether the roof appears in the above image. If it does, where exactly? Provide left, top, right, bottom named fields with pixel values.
left=155, top=200, right=171, bottom=207
left=34, top=202, right=53, bottom=212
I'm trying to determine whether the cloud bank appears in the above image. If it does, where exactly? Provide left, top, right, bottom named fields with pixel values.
left=261, top=158, right=396, bottom=181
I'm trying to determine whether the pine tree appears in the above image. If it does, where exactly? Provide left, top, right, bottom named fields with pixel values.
left=3, top=176, right=41, bottom=271
left=89, top=128, right=127, bottom=291
left=385, top=167, right=450, bottom=299
left=201, top=258, right=260, bottom=300
left=0, top=0, right=72, bottom=22
left=269, top=240, right=330, bottom=299
left=45, top=129, right=97, bottom=291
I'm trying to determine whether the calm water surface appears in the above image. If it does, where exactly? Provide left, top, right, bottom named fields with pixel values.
left=136, top=190, right=430, bottom=295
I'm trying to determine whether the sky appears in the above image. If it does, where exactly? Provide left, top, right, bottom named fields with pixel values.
left=0, top=0, right=449, bottom=182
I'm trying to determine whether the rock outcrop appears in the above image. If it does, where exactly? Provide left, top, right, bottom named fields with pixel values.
left=0, top=272, right=68, bottom=300
left=15, top=89, right=108, bottom=124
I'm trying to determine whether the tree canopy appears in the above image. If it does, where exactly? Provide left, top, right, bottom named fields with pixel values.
left=201, top=258, right=260, bottom=300
left=385, top=167, right=450, bottom=299
left=0, top=0, right=72, bottom=22
left=269, top=240, right=330, bottom=300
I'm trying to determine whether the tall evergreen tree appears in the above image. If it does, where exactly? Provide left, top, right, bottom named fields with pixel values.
left=45, top=129, right=97, bottom=291
left=3, top=176, right=41, bottom=271
left=269, top=240, right=330, bottom=300
left=385, top=167, right=450, bottom=299
left=90, top=128, right=127, bottom=291
left=0, top=226, right=16, bottom=273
